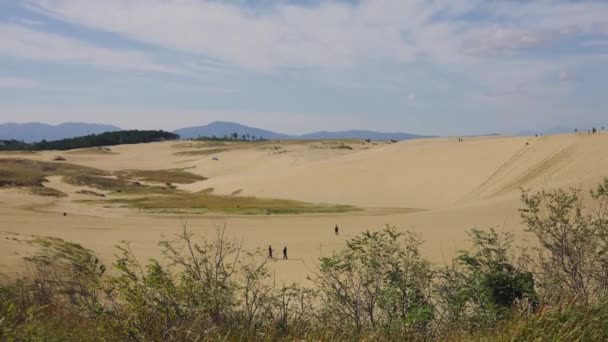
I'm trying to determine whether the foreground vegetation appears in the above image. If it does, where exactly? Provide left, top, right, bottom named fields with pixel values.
left=0, top=130, right=178, bottom=151
left=2, top=179, right=608, bottom=341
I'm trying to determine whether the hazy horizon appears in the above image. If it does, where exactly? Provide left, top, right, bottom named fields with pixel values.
left=1, top=1, right=608, bottom=135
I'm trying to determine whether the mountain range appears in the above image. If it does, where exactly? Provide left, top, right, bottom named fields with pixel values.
left=174, top=121, right=429, bottom=141
left=1, top=121, right=430, bottom=142
left=0, top=122, right=121, bottom=142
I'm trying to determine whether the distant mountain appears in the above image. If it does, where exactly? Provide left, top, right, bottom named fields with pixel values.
left=0, top=122, right=121, bottom=142
left=175, top=121, right=429, bottom=141
left=174, top=121, right=290, bottom=140
left=298, top=130, right=427, bottom=140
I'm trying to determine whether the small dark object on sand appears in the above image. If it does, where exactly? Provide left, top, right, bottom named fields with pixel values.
left=63, top=212, right=67, bottom=217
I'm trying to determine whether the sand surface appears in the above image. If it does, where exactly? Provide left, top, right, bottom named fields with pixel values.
left=2, top=133, right=608, bottom=284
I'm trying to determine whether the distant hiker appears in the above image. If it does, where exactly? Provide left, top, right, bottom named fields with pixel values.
left=268, top=245, right=273, bottom=259
left=63, top=212, right=67, bottom=217
left=335, top=225, right=339, bottom=236
left=283, top=246, right=288, bottom=260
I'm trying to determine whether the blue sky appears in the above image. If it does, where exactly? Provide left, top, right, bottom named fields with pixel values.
left=0, top=0, right=607, bottom=135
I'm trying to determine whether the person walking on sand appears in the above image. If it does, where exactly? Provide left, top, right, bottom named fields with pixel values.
left=268, top=245, right=273, bottom=259
left=283, top=246, right=288, bottom=260
left=335, top=225, right=339, bottom=236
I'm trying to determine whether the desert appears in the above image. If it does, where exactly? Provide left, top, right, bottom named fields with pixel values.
left=2, top=132, right=607, bottom=286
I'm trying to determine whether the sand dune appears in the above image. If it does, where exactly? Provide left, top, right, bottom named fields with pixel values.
left=1, top=133, right=608, bottom=283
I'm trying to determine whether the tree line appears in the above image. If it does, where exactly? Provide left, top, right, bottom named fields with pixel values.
left=0, top=130, right=179, bottom=151
left=195, top=132, right=269, bottom=142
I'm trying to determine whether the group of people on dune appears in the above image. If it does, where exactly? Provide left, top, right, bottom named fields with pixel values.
left=267, top=225, right=340, bottom=260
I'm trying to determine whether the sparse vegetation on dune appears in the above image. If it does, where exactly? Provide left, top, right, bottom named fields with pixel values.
left=66, top=146, right=117, bottom=155
left=75, top=189, right=106, bottom=197
left=28, top=186, right=68, bottom=198
left=3, top=180, right=608, bottom=340
left=115, top=169, right=207, bottom=184
left=62, top=174, right=153, bottom=194
left=172, top=147, right=232, bottom=156
left=0, top=157, right=204, bottom=193
left=171, top=139, right=371, bottom=156
left=0, top=158, right=106, bottom=188
left=0, top=158, right=355, bottom=215
left=107, top=191, right=357, bottom=215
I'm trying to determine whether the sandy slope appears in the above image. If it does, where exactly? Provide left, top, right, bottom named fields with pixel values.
left=1, top=133, right=608, bottom=283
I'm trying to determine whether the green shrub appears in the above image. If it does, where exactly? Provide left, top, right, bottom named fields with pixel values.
left=520, top=178, right=608, bottom=303
left=435, top=229, right=536, bottom=335
left=314, top=226, right=435, bottom=338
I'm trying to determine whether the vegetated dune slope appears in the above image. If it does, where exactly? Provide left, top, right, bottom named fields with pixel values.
left=21, top=133, right=606, bottom=211
left=1, top=133, right=608, bottom=283
left=187, top=134, right=608, bottom=210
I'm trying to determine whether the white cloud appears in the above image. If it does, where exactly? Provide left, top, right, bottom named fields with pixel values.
left=1, top=0, right=606, bottom=134
left=0, top=23, right=184, bottom=74
left=23, top=0, right=608, bottom=71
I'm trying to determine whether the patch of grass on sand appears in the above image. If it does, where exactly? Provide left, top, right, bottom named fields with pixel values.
left=75, top=190, right=105, bottom=197
left=172, top=141, right=230, bottom=149
left=173, top=148, right=231, bottom=156
left=0, top=158, right=205, bottom=197
left=63, top=174, right=172, bottom=195
left=115, top=169, right=206, bottom=184
left=0, top=158, right=106, bottom=187
left=66, top=146, right=117, bottom=155
left=107, top=191, right=357, bottom=215
left=28, top=186, right=68, bottom=198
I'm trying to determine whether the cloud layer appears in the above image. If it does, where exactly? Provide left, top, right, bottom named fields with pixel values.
left=0, top=0, right=607, bottom=134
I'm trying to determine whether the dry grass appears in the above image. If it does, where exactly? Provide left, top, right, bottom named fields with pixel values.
left=0, top=158, right=353, bottom=215
left=0, top=158, right=206, bottom=198
left=115, top=169, right=206, bottom=184
left=28, top=186, right=68, bottom=198
left=75, top=190, right=105, bottom=197
left=0, top=158, right=106, bottom=188
left=172, top=147, right=231, bottom=156
left=107, top=191, right=357, bottom=215
left=172, top=141, right=230, bottom=149
left=63, top=174, right=173, bottom=195
left=66, top=147, right=117, bottom=155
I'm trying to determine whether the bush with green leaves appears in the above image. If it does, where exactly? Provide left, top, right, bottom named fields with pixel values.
left=3, top=179, right=608, bottom=340
left=520, top=178, right=608, bottom=303
left=435, top=229, right=536, bottom=334
left=314, top=226, right=435, bottom=337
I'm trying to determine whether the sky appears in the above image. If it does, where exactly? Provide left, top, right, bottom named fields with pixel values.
left=0, top=0, right=607, bottom=135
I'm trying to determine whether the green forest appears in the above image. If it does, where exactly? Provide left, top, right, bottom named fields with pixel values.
left=0, top=130, right=179, bottom=151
